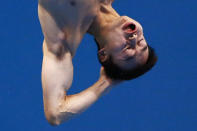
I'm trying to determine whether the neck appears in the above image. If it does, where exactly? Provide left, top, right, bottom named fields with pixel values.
left=88, top=3, right=120, bottom=48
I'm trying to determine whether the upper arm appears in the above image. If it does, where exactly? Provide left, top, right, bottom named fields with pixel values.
left=41, top=41, right=73, bottom=124
left=38, top=3, right=69, bottom=57
left=38, top=2, right=75, bottom=124
left=42, top=41, right=73, bottom=92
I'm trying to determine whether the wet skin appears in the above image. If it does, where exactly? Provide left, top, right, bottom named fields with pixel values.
left=98, top=16, right=149, bottom=70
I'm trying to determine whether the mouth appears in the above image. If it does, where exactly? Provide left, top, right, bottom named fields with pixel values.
left=122, top=22, right=137, bottom=33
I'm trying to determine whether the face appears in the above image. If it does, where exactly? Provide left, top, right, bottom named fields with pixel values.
left=102, top=16, right=149, bottom=70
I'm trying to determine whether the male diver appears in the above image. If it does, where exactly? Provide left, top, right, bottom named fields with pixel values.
left=38, top=0, right=157, bottom=125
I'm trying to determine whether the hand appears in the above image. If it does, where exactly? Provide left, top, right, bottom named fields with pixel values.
left=99, top=67, right=123, bottom=86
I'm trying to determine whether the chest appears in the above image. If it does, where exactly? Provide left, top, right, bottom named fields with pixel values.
left=39, top=0, right=99, bottom=55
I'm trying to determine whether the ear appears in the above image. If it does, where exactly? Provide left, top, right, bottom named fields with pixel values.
left=98, top=48, right=108, bottom=63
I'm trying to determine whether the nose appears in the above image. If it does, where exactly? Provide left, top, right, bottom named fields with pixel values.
left=128, top=37, right=137, bottom=49
left=127, top=32, right=137, bottom=49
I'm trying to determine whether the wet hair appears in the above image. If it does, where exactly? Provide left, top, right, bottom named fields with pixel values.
left=95, top=39, right=158, bottom=80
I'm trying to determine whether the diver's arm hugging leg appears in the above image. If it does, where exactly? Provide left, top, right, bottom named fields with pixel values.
left=38, top=2, right=112, bottom=126
left=41, top=41, right=111, bottom=125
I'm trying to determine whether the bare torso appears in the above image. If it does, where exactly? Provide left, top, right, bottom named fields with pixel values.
left=38, top=0, right=115, bottom=125
left=39, top=0, right=99, bottom=56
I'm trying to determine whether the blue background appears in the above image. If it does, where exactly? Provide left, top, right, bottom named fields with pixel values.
left=0, top=0, right=197, bottom=131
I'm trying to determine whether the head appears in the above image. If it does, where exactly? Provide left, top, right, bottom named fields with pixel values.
left=95, top=16, right=157, bottom=80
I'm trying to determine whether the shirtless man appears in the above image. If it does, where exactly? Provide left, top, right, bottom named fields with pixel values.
left=38, top=0, right=157, bottom=126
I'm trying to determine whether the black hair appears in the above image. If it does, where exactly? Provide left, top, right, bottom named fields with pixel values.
left=95, top=39, right=158, bottom=80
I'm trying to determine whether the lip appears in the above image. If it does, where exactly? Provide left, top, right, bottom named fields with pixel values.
left=122, top=22, right=133, bottom=29
left=122, top=22, right=137, bottom=33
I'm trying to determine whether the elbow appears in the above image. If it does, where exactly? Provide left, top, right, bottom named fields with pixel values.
left=45, top=109, right=75, bottom=126
left=45, top=111, right=63, bottom=126
left=45, top=113, right=61, bottom=126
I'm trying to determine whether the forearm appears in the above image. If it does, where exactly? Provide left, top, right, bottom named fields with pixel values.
left=60, top=78, right=112, bottom=114
left=41, top=42, right=113, bottom=125
left=43, top=75, right=112, bottom=126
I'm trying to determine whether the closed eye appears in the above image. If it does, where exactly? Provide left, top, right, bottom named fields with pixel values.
left=141, top=45, right=148, bottom=52
left=125, top=56, right=134, bottom=61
